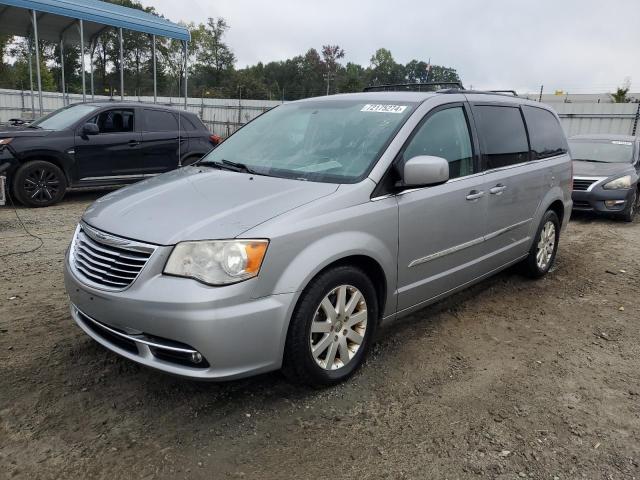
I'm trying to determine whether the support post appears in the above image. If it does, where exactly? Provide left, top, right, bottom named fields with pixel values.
left=31, top=10, right=43, bottom=116
left=60, top=39, right=66, bottom=105
left=152, top=34, right=157, bottom=103
left=27, top=38, right=34, bottom=118
left=79, top=19, right=86, bottom=102
left=119, top=28, right=124, bottom=100
left=183, top=40, right=188, bottom=110
left=89, top=39, right=95, bottom=100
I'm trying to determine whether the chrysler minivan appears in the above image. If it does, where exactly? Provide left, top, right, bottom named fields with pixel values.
left=64, top=90, right=572, bottom=386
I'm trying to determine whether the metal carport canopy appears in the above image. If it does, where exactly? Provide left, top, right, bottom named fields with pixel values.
left=0, top=0, right=190, bottom=42
left=0, top=0, right=190, bottom=117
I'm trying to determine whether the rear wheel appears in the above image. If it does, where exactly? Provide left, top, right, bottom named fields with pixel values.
left=12, top=160, right=67, bottom=207
left=521, top=210, right=560, bottom=278
left=282, top=265, right=378, bottom=387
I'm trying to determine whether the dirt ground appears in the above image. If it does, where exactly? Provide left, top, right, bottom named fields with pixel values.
left=1, top=191, right=639, bottom=480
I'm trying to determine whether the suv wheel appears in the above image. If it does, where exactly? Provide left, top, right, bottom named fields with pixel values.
left=283, top=265, right=378, bottom=387
left=521, top=210, right=560, bottom=278
left=12, top=161, right=67, bottom=207
left=619, top=189, right=638, bottom=223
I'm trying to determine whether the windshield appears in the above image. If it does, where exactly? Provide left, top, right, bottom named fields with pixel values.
left=569, top=139, right=635, bottom=163
left=31, top=104, right=100, bottom=130
left=199, top=100, right=415, bottom=183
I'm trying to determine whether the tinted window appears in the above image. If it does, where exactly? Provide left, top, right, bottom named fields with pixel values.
left=145, top=109, right=178, bottom=131
left=88, top=109, right=134, bottom=133
left=474, top=105, right=529, bottom=169
left=402, top=106, right=474, bottom=179
left=522, top=106, right=568, bottom=159
left=179, top=115, right=197, bottom=131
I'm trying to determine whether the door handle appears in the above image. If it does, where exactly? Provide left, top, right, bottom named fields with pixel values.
left=466, top=190, right=485, bottom=201
left=128, top=140, right=140, bottom=147
left=489, top=184, right=507, bottom=195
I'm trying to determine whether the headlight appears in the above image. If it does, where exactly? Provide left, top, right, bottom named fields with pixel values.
left=164, top=239, right=269, bottom=285
left=0, top=138, right=13, bottom=145
left=603, top=175, right=632, bottom=190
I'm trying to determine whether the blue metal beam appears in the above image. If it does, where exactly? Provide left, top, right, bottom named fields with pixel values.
left=0, top=0, right=190, bottom=40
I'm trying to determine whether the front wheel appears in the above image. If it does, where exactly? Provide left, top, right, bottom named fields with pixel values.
left=619, top=190, right=638, bottom=223
left=521, top=210, right=560, bottom=278
left=12, top=160, right=67, bottom=207
left=282, top=266, right=378, bottom=387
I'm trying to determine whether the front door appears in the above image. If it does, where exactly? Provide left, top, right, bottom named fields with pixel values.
left=74, top=108, right=143, bottom=181
left=397, top=104, right=488, bottom=311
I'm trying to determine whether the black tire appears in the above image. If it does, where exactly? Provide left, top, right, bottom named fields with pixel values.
left=521, top=210, right=560, bottom=279
left=282, top=265, right=379, bottom=387
left=619, top=189, right=638, bottom=223
left=12, top=160, right=67, bottom=207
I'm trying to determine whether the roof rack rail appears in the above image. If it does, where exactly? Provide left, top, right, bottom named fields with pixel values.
left=487, top=90, right=518, bottom=96
left=363, top=81, right=464, bottom=92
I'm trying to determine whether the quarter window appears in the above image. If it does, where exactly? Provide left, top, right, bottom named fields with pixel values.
left=474, top=105, right=529, bottom=169
left=144, top=109, right=179, bottom=132
left=522, top=106, right=568, bottom=159
left=402, top=106, right=474, bottom=179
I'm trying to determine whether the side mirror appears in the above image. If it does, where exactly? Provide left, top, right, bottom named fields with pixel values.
left=403, top=155, right=449, bottom=187
left=82, top=123, right=99, bottom=135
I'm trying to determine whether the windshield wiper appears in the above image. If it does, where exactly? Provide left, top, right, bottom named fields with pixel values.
left=27, top=124, right=41, bottom=129
left=221, top=159, right=259, bottom=174
left=573, top=158, right=605, bottom=163
left=199, top=159, right=261, bottom=175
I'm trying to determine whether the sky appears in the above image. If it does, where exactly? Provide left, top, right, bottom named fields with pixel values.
left=150, top=0, right=639, bottom=94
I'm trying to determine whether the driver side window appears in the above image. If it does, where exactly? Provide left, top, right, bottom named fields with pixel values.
left=403, top=106, right=475, bottom=179
left=87, top=109, right=135, bottom=134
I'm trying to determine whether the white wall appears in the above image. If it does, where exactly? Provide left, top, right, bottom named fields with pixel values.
left=0, top=88, right=282, bottom=136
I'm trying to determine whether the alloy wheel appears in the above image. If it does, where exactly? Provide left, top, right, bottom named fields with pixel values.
left=23, top=167, right=60, bottom=203
left=536, top=221, right=556, bottom=271
left=309, top=285, right=368, bottom=370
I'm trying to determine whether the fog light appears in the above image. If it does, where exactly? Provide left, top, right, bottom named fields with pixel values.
left=605, top=200, right=625, bottom=209
left=190, top=352, right=203, bottom=364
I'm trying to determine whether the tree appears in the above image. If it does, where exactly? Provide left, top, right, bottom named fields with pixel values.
left=611, top=78, right=631, bottom=103
left=369, top=48, right=404, bottom=86
left=321, top=44, right=344, bottom=94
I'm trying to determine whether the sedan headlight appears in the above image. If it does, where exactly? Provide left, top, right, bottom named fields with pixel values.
left=164, top=239, right=269, bottom=285
left=603, top=175, right=632, bottom=190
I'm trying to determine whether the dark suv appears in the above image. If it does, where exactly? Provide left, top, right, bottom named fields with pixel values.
left=0, top=102, right=219, bottom=207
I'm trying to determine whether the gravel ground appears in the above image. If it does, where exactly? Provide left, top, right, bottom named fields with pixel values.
left=1, top=191, right=639, bottom=480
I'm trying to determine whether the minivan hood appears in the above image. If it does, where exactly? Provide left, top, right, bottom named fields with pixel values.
left=83, top=166, right=339, bottom=245
left=572, top=160, right=634, bottom=178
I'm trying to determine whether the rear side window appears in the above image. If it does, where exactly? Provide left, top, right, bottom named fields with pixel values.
left=144, top=109, right=178, bottom=132
left=474, top=105, right=529, bottom=169
left=522, top=106, right=568, bottom=159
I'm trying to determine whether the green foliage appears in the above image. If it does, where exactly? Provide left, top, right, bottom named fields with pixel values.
left=611, top=86, right=630, bottom=103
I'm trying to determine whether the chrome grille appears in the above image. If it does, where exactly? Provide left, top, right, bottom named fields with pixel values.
left=70, top=223, right=156, bottom=291
left=572, top=178, right=598, bottom=191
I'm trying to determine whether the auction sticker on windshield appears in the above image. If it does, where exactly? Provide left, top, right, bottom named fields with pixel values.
left=361, top=104, right=408, bottom=113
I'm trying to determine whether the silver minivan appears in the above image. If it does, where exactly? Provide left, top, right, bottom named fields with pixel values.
left=64, top=90, right=572, bottom=386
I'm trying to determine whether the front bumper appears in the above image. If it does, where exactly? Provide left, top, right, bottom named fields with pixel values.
left=571, top=187, right=635, bottom=214
left=64, top=249, right=297, bottom=380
